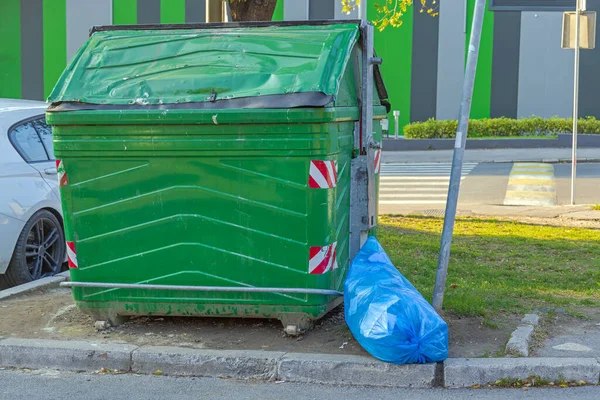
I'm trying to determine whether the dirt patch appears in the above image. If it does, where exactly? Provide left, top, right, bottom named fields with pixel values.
left=0, top=288, right=516, bottom=358
left=444, top=313, right=520, bottom=358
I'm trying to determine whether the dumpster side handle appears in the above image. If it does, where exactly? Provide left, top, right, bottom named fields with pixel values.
left=60, top=281, right=343, bottom=296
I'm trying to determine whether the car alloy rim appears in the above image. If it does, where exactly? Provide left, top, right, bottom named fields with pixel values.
left=25, top=218, right=62, bottom=279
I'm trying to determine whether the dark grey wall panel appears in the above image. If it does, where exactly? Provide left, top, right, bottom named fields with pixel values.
left=410, top=3, right=439, bottom=122
left=138, top=0, right=161, bottom=24
left=186, top=0, right=206, bottom=23
left=20, top=0, right=44, bottom=100
left=579, top=1, right=600, bottom=118
left=334, top=0, right=358, bottom=19
left=285, top=0, right=309, bottom=21
left=309, top=0, right=334, bottom=20
left=490, top=11, right=521, bottom=118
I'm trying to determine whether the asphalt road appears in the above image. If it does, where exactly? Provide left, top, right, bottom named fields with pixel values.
left=2, top=369, right=599, bottom=400
left=379, top=162, right=600, bottom=213
left=555, top=163, right=600, bottom=205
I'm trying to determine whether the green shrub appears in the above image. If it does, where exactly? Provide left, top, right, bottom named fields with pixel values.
left=403, top=116, right=600, bottom=139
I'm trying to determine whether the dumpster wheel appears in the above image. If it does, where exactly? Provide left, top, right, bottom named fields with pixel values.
left=89, top=311, right=129, bottom=328
left=279, top=313, right=313, bottom=336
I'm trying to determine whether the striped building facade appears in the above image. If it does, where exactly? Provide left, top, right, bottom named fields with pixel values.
left=1, top=0, right=598, bottom=132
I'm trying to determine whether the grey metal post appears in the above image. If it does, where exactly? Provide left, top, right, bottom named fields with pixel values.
left=359, top=0, right=367, bottom=21
left=206, top=0, right=222, bottom=22
left=571, top=0, right=583, bottom=205
left=432, top=0, right=486, bottom=313
left=350, top=22, right=377, bottom=260
left=393, top=110, right=400, bottom=139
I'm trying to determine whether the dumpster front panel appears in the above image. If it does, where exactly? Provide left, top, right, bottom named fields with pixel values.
left=55, top=116, right=353, bottom=319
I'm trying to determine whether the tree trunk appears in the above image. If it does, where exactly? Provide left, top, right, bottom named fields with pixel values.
left=229, top=0, right=278, bottom=22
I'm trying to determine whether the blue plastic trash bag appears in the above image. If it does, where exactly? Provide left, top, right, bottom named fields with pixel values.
left=344, top=237, right=448, bottom=364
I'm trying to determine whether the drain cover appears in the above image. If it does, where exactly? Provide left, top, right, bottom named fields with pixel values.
left=422, top=209, right=445, bottom=217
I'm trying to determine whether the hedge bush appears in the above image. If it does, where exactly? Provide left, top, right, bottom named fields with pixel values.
left=403, top=116, right=600, bottom=139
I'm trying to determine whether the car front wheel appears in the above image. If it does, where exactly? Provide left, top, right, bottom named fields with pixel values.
left=0, top=210, right=66, bottom=287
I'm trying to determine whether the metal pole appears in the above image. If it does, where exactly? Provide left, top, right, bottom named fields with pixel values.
left=432, top=0, right=486, bottom=313
left=571, top=0, right=582, bottom=205
left=359, top=0, right=367, bottom=21
left=206, top=0, right=222, bottom=22
left=393, top=110, right=400, bottom=139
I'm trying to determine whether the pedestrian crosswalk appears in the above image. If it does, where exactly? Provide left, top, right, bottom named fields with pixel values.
left=379, top=163, right=478, bottom=205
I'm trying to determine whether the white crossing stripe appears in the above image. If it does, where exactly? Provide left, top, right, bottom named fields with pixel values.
left=379, top=163, right=477, bottom=205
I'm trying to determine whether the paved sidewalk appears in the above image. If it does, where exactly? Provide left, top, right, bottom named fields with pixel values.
left=379, top=203, right=600, bottom=221
left=382, top=148, right=600, bottom=164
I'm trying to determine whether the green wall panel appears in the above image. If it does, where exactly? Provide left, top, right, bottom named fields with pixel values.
left=0, top=0, right=22, bottom=99
left=369, top=3, right=413, bottom=131
left=113, top=0, right=137, bottom=24
left=272, top=0, right=284, bottom=21
left=467, top=0, right=494, bottom=119
left=43, top=0, right=67, bottom=98
left=161, top=0, right=186, bottom=23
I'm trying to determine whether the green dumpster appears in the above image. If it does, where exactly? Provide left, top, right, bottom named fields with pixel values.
left=48, top=21, right=389, bottom=333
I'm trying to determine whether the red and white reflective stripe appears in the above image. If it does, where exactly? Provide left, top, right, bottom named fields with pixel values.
left=308, top=160, right=338, bottom=189
left=309, top=242, right=338, bottom=274
left=374, top=149, right=381, bottom=174
left=66, top=241, right=78, bottom=269
left=56, top=159, right=68, bottom=187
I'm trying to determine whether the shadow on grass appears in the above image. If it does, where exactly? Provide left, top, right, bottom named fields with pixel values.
left=378, top=216, right=600, bottom=317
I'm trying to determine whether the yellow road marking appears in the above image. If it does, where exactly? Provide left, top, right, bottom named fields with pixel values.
left=505, top=190, right=556, bottom=199
left=509, top=170, right=554, bottom=176
left=507, top=179, right=555, bottom=186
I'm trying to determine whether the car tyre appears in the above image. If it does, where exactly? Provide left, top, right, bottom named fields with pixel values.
left=0, top=210, right=65, bottom=287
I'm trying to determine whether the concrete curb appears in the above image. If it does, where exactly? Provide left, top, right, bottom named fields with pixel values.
left=277, top=352, right=438, bottom=388
left=1, top=337, right=599, bottom=388
left=0, top=338, right=137, bottom=372
left=505, top=314, right=541, bottom=357
left=382, top=134, right=600, bottom=151
left=132, top=346, right=283, bottom=380
left=0, top=271, right=69, bottom=302
left=444, top=358, right=600, bottom=388
left=410, top=158, right=600, bottom=164
left=382, top=158, right=600, bottom=165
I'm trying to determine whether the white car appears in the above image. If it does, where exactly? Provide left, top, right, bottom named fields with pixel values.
left=0, top=99, right=65, bottom=288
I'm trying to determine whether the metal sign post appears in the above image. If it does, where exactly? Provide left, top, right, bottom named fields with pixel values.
left=432, top=0, right=486, bottom=313
left=571, top=0, right=582, bottom=205
left=561, top=1, right=596, bottom=204
left=359, top=0, right=367, bottom=21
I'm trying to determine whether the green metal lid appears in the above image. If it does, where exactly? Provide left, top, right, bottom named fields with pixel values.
left=49, top=23, right=360, bottom=107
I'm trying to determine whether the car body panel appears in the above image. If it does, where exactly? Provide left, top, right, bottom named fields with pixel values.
left=0, top=213, right=26, bottom=273
left=0, top=99, right=63, bottom=275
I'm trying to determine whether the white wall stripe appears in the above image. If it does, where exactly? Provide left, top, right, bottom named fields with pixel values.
left=66, top=0, right=112, bottom=62
left=435, top=0, right=466, bottom=120
left=285, top=0, right=309, bottom=21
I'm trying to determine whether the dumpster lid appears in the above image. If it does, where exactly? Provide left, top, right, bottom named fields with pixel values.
left=48, top=22, right=365, bottom=109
